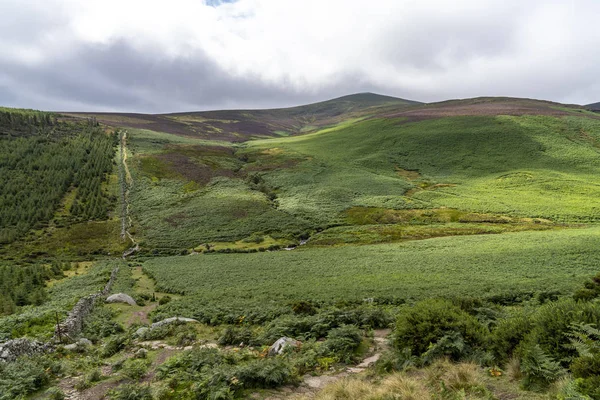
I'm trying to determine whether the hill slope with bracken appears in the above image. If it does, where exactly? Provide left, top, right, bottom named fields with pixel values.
left=63, top=92, right=420, bottom=141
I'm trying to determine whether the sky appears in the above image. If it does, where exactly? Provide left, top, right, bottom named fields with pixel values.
left=1, top=0, right=599, bottom=113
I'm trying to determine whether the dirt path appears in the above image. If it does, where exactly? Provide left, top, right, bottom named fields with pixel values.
left=264, top=328, right=392, bottom=400
left=119, top=130, right=138, bottom=257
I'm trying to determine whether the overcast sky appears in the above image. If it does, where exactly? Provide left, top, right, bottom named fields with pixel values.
left=1, top=0, right=599, bottom=113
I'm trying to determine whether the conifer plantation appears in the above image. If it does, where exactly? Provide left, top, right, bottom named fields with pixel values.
left=0, top=109, right=117, bottom=244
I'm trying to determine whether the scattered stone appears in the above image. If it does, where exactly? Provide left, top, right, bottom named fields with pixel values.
left=134, top=348, right=148, bottom=358
left=63, top=338, right=93, bottom=352
left=268, top=337, right=301, bottom=357
left=106, top=293, right=137, bottom=306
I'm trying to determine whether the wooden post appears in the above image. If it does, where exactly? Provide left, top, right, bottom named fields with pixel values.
left=55, top=311, right=62, bottom=344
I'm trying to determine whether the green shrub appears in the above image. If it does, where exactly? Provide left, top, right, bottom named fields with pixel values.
left=108, top=384, right=153, bottom=400
left=82, top=306, right=124, bottom=342
left=519, top=342, right=564, bottom=391
left=490, top=308, right=535, bottom=363
left=323, top=325, right=363, bottom=362
left=525, top=299, right=600, bottom=364
left=45, top=387, right=65, bottom=400
left=234, top=358, right=295, bottom=388
left=573, top=273, right=600, bottom=301
left=158, top=295, right=172, bottom=305
left=218, top=326, right=255, bottom=346
left=394, top=299, right=487, bottom=359
left=102, top=334, right=128, bottom=358
left=375, top=348, right=420, bottom=373
left=0, top=356, right=55, bottom=400
left=121, top=359, right=150, bottom=380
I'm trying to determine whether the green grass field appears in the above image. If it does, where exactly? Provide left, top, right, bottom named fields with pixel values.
left=143, top=226, right=600, bottom=320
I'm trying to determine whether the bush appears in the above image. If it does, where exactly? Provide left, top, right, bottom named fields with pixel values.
left=0, top=356, right=53, bottom=400
left=234, top=358, right=295, bottom=388
left=82, top=306, right=124, bottom=342
left=573, top=273, right=600, bottom=301
left=218, top=326, right=255, bottom=346
left=394, top=299, right=487, bottom=360
left=519, top=342, right=564, bottom=391
left=158, top=295, right=172, bottom=305
left=102, top=334, right=128, bottom=358
left=121, top=359, right=150, bottom=380
left=45, top=387, right=65, bottom=400
left=490, top=308, right=535, bottom=363
left=524, top=299, right=600, bottom=364
left=108, top=384, right=153, bottom=400
left=323, top=325, right=363, bottom=362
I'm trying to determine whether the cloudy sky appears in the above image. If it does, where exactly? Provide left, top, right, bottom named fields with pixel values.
left=1, top=0, right=599, bottom=113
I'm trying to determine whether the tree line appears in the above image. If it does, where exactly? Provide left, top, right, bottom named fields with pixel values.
left=0, top=108, right=117, bottom=244
left=0, top=262, right=67, bottom=315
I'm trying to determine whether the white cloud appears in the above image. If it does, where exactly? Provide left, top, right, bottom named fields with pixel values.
left=1, top=0, right=600, bottom=111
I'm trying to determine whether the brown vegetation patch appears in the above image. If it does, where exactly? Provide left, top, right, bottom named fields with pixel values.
left=395, top=167, right=421, bottom=180
left=153, top=152, right=236, bottom=184
left=164, top=212, right=188, bottom=228
left=384, top=98, right=589, bottom=121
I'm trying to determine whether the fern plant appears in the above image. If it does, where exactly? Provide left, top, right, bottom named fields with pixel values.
left=519, top=343, right=564, bottom=391
left=566, top=323, right=600, bottom=399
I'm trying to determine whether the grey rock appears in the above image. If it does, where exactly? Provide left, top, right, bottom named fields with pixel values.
left=106, top=293, right=137, bottom=306
left=150, top=317, right=198, bottom=329
left=135, top=348, right=148, bottom=358
left=134, top=327, right=150, bottom=337
left=268, top=337, right=301, bottom=356
left=63, top=338, right=92, bottom=352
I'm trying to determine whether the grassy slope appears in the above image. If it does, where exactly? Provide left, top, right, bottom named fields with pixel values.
left=248, top=115, right=600, bottom=223
left=143, top=226, right=600, bottom=308
left=125, top=106, right=600, bottom=251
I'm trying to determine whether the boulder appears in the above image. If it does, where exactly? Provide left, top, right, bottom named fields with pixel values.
left=268, top=337, right=301, bottom=356
left=106, top=293, right=137, bottom=306
left=150, top=317, right=198, bottom=329
left=63, top=338, right=92, bottom=352
left=134, top=348, right=148, bottom=359
left=134, top=327, right=150, bottom=338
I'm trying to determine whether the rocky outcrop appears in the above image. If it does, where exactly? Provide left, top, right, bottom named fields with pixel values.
left=106, top=293, right=137, bottom=306
left=268, top=337, right=301, bottom=356
left=0, top=338, right=54, bottom=362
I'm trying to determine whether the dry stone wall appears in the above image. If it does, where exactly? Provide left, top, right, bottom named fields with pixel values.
left=53, top=267, right=119, bottom=342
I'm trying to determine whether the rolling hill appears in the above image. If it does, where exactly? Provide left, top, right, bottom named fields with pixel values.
left=587, top=101, right=600, bottom=110
left=63, top=92, right=420, bottom=141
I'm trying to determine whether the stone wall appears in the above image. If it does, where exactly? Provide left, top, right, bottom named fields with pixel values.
left=53, top=267, right=119, bottom=342
left=0, top=338, right=54, bottom=362
left=0, top=267, right=119, bottom=362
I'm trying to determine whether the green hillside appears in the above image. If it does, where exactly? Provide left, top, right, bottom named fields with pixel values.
left=587, top=101, right=600, bottom=110
left=4, top=96, right=600, bottom=399
left=123, top=98, right=600, bottom=252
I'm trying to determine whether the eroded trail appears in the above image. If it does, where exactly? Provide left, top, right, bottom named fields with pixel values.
left=119, top=130, right=138, bottom=257
left=265, top=329, right=392, bottom=400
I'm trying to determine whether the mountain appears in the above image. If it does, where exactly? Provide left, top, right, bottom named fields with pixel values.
left=586, top=102, right=600, bottom=110
left=63, top=92, right=420, bottom=141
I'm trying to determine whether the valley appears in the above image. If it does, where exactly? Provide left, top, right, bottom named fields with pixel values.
left=2, top=94, right=600, bottom=399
